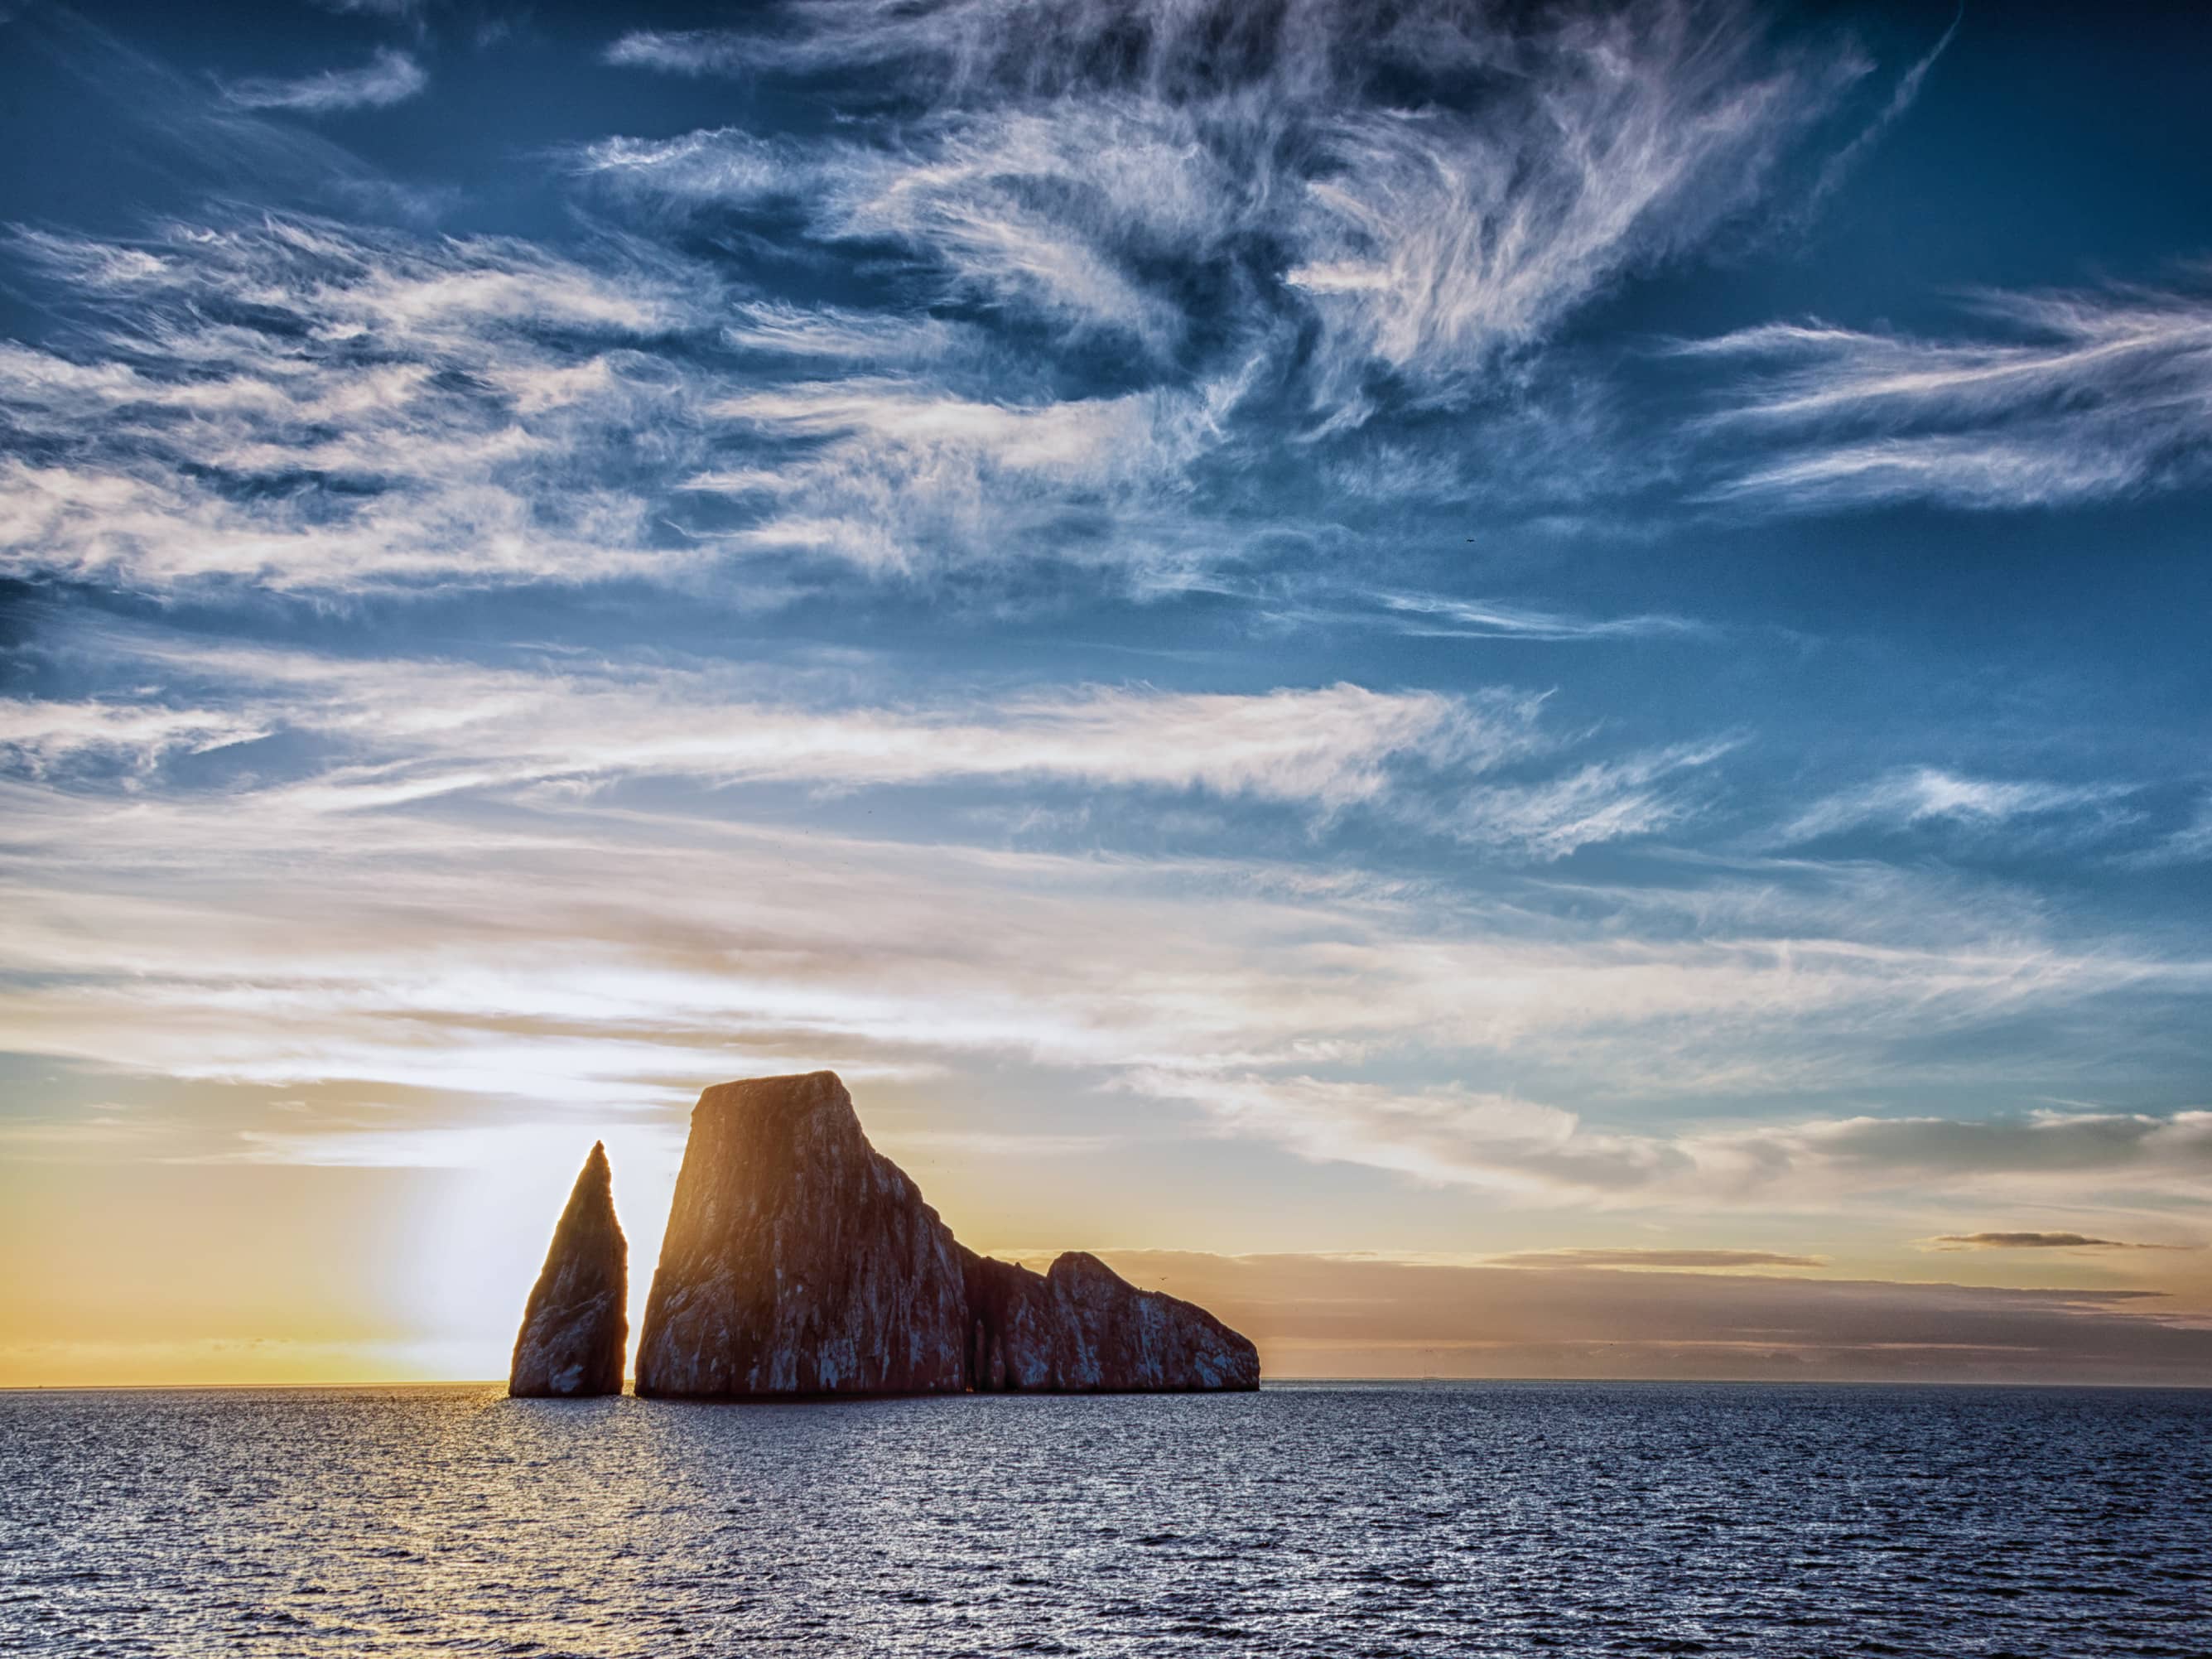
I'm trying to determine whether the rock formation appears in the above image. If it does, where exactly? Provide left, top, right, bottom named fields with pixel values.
left=634, top=1071, right=971, bottom=1397
left=634, top=1070, right=1260, bottom=1397
left=962, top=1248, right=1262, bottom=1393
left=508, top=1141, right=628, bottom=1398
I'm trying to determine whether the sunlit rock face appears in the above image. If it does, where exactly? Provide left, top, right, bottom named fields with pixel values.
left=508, top=1141, right=628, bottom=1398
left=634, top=1070, right=1260, bottom=1397
left=634, top=1071, right=971, bottom=1398
left=963, top=1249, right=1262, bottom=1393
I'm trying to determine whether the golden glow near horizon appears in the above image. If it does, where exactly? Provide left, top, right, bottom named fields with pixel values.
left=7, top=1064, right=2209, bottom=1389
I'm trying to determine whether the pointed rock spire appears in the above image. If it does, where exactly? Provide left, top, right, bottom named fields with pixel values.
left=508, top=1141, right=628, bottom=1398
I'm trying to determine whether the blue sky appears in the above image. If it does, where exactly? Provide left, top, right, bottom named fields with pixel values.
left=2, top=0, right=2210, bottom=1384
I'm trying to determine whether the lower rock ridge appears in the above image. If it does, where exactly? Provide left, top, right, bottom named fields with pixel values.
left=961, top=1247, right=1260, bottom=1393
left=633, top=1070, right=1260, bottom=1398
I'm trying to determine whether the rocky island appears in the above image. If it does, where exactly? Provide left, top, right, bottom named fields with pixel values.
left=508, top=1141, right=628, bottom=1397
left=627, top=1070, right=1260, bottom=1397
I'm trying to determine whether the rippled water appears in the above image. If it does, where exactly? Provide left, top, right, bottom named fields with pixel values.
left=2, top=1382, right=2207, bottom=1656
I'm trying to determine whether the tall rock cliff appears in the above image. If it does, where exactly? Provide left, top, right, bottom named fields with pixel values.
left=508, top=1141, right=628, bottom=1398
left=634, top=1070, right=1260, bottom=1397
left=634, top=1072, right=972, bottom=1397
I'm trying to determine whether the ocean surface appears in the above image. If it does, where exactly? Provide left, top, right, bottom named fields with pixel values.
left=2, top=1382, right=2206, bottom=1657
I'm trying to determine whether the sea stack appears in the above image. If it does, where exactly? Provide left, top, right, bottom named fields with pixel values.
left=634, top=1070, right=1260, bottom=1397
left=508, top=1141, right=629, bottom=1398
left=634, top=1071, right=971, bottom=1396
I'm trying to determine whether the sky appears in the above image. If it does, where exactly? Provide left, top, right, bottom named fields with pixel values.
left=2, top=0, right=2210, bottom=1388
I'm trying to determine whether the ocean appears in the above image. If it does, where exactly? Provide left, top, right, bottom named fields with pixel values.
left=2, top=1382, right=2205, bottom=1656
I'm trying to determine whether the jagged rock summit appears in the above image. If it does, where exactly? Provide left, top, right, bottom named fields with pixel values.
left=634, top=1070, right=1260, bottom=1398
left=508, top=1141, right=628, bottom=1398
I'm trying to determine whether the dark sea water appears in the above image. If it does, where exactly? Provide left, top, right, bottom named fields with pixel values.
left=2, top=1382, right=2207, bottom=1657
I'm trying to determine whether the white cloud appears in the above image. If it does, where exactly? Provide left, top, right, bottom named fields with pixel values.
left=6, top=764, right=2195, bottom=1129
left=1375, top=592, right=1709, bottom=643
left=1686, top=278, right=2212, bottom=509
left=582, top=0, right=1868, bottom=410
left=5, top=2, right=1935, bottom=602
left=0, top=211, right=1250, bottom=592
left=1446, top=742, right=1733, bottom=858
left=0, top=218, right=705, bottom=592
left=1280, top=8, right=1844, bottom=408
left=1778, top=766, right=2127, bottom=845
left=5, top=634, right=1571, bottom=820
left=577, top=130, right=796, bottom=200
left=692, top=374, right=1245, bottom=577
left=604, top=30, right=750, bottom=76
left=724, top=301, right=962, bottom=363
left=2130, top=798, right=2212, bottom=867
left=0, top=700, right=272, bottom=776
left=1133, top=1067, right=2212, bottom=1207
left=223, top=47, right=427, bottom=114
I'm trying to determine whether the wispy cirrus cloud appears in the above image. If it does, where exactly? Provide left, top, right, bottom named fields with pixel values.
left=586, top=0, right=1871, bottom=412
left=222, top=47, right=427, bottom=113
left=1776, top=766, right=2129, bottom=846
left=0, top=208, right=1242, bottom=593
left=1374, top=592, right=1710, bottom=643
left=1444, top=740, right=1735, bottom=857
left=604, top=29, right=751, bottom=76
left=0, top=700, right=272, bottom=778
left=0, top=216, right=710, bottom=592
left=690, top=375, right=1245, bottom=577
left=7, top=2, right=1949, bottom=601
left=722, top=301, right=964, bottom=364
left=1684, top=275, right=2212, bottom=510
left=2123, top=796, right=2212, bottom=869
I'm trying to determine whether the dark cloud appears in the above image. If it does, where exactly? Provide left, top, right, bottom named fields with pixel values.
left=1927, top=1232, right=2200, bottom=1252
left=1489, top=1248, right=1825, bottom=1270
left=1089, top=1250, right=2212, bottom=1385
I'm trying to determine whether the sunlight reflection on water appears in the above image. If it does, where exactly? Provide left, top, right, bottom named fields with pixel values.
left=2, top=1382, right=2207, bottom=1656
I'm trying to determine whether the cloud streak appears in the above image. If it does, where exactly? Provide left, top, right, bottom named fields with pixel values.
left=1925, top=1232, right=2199, bottom=1252
left=1374, top=593, right=1710, bottom=643
left=1686, top=275, right=2212, bottom=510
left=1135, top=1069, right=2212, bottom=1207
left=1487, top=1247, right=1827, bottom=1270
left=1777, top=767, right=2130, bottom=845
left=604, top=30, right=751, bottom=76
left=2, top=628, right=1733, bottom=862
left=223, top=48, right=427, bottom=113
left=1093, top=1250, right=2212, bottom=1385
